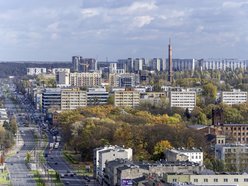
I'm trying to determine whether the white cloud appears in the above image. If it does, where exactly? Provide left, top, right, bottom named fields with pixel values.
left=222, top=1, right=248, bottom=8
left=81, top=8, right=100, bottom=18
left=132, top=16, right=154, bottom=28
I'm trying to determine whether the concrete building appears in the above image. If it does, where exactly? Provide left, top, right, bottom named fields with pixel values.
left=133, top=58, right=145, bottom=72
left=61, top=88, right=87, bottom=110
left=70, top=72, right=102, bottom=87
left=27, top=68, right=47, bottom=75
left=165, top=148, right=204, bottom=166
left=109, top=73, right=140, bottom=88
left=221, top=89, right=247, bottom=105
left=150, top=58, right=164, bottom=71
left=51, top=68, right=70, bottom=74
left=93, top=146, right=133, bottom=183
left=72, top=56, right=81, bottom=72
left=117, top=58, right=133, bottom=73
left=0, top=109, right=9, bottom=126
left=215, top=142, right=248, bottom=172
left=167, top=59, right=196, bottom=72
left=42, top=88, right=61, bottom=112
left=114, top=90, right=140, bottom=107
left=170, top=90, right=196, bottom=111
left=87, top=88, right=109, bottom=105
left=165, top=173, right=248, bottom=186
left=198, top=58, right=248, bottom=71
left=214, top=123, right=248, bottom=144
left=56, top=71, right=70, bottom=87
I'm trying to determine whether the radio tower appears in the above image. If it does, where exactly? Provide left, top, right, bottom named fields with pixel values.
left=168, top=38, right=173, bottom=83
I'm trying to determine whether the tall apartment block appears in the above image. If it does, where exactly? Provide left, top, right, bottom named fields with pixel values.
left=114, top=90, right=140, bottom=107
left=170, top=90, right=196, bottom=111
left=221, top=89, right=247, bottom=105
left=61, top=88, right=87, bottom=110
left=72, top=56, right=97, bottom=72
left=69, top=72, right=102, bottom=87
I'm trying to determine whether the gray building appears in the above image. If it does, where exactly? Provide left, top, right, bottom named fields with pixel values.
left=87, top=88, right=109, bottom=105
left=42, top=88, right=61, bottom=112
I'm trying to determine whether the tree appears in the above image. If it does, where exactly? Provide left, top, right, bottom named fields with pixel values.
left=202, top=82, right=217, bottom=104
left=153, top=140, right=172, bottom=160
left=26, top=152, right=31, bottom=163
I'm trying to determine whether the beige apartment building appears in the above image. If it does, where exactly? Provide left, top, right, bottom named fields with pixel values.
left=61, top=88, right=87, bottom=110
left=69, top=72, right=101, bottom=87
left=114, top=90, right=140, bottom=107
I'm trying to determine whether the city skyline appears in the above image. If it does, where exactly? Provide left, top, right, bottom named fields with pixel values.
left=0, top=0, right=248, bottom=61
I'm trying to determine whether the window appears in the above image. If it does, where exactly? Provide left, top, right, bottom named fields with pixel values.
left=214, top=178, right=218, bottom=182
left=172, top=179, right=177, bottom=182
left=224, top=178, right=228, bottom=182
left=244, top=178, right=248, bottom=182
left=234, top=178, right=238, bottom=182
left=193, top=179, right=198, bottom=182
left=204, top=178, right=208, bottom=182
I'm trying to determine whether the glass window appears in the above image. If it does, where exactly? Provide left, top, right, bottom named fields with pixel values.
left=214, top=178, right=218, bottom=182
left=224, top=178, right=228, bottom=182
left=193, top=179, right=198, bottom=182
left=204, top=179, right=208, bottom=182
left=234, top=178, right=238, bottom=182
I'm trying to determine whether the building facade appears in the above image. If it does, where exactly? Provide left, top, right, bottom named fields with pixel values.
left=170, top=90, right=196, bottom=111
left=27, top=68, right=47, bottom=75
left=114, top=90, right=140, bottom=107
left=70, top=72, right=102, bottom=87
left=42, top=88, right=61, bottom=112
left=87, top=88, right=109, bottom=105
left=61, top=88, right=87, bottom=110
left=221, top=89, right=247, bottom=105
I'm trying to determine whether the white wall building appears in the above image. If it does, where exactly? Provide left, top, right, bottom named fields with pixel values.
left=165, top=148, right=203, bottom=166
left=170, top=90, right=196, bottom=111
left=27, top=68, right=47, bottom=75
left=70, top=72, right=102, bottom=87
left=114, top=90, right=140, bottom=107
left=221, top=89, right=247, bottom=105
left=93, top=146, right=133, bottom=182
left=56, top=71, right=70, bottom=87
left=52, top=68, right=70, bottom=74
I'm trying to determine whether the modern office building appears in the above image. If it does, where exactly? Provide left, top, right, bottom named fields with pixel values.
left=170, top=90, right=196, bottom=111
left=93, top=146, right=133, bottom=182
left=87, top=88, right=109, bottom=105
left=42, top=88, right=61, bottom=112
left=117, top=58, right=133, bottom=73
left=61, top=88, right=87, bottom=110
left=72, top=56, right=81, bottom=72
left=221, top=89, right=247, bottom=105
left=27, top=68, right=47, bottom=76
left=165, top=148, right=204, bottom=166
left=114, top=90, right=140, bottom=107
left=70, top=72, right=102, bottom=87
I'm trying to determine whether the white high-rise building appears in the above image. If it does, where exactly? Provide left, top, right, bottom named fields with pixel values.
left=70, top=72, right=102, bottom=87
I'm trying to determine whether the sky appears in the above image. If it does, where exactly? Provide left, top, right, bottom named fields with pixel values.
left=0, top=0, right=248, bottom=61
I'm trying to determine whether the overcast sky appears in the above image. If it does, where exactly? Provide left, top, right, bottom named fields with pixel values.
left=0, top=0, right=248, bottom=61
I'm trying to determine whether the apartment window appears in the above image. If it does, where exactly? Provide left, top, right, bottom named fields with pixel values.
left=224, top=178, right=228, bottom=182
left=193, top=179, right=198, bottom=182
left=244, top=178, right=248, bottom=182
left=234, top=178, right=238, bottom=182
left=204, top=178, right=208, bottom=182
left=172, top=179, right=177, bottom=182
left=214, top=178, right=218, bottom=182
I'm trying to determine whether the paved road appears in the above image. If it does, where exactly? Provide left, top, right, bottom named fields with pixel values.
left=45, top=134, right=89, bottom=185
left=5, top=98, right=36, bottom=186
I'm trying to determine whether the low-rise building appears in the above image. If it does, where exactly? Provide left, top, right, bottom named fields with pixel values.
left=165, top=173, right=248, bottom=186
left=42, top=88, right=61, bottom=112
left=114, top=90, right=140, bottom=107
left=221, top=89, right=247, bottom=105
left=165, top=148, right=203, bottom=166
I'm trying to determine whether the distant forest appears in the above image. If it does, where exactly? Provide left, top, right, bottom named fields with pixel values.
left=0, top=62, right=71, bottom=78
